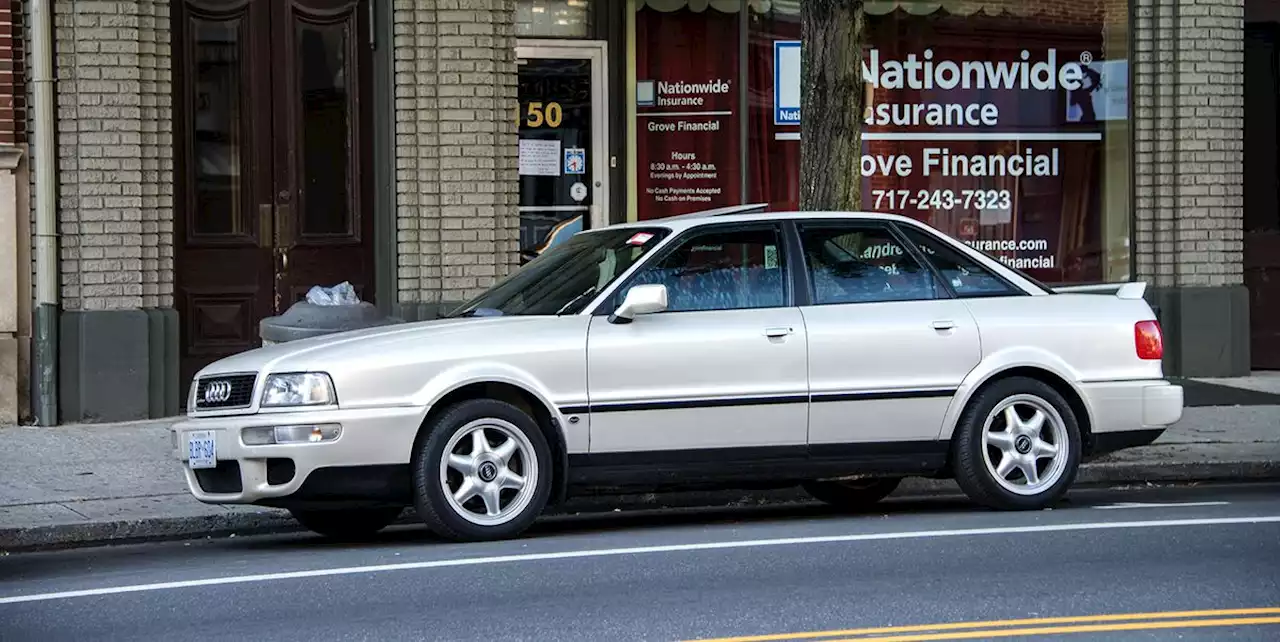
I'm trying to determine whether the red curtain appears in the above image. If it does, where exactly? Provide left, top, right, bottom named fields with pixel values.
left=634, top=7, right=742, bottom=221
left=746, top=11, right=801, bottom=211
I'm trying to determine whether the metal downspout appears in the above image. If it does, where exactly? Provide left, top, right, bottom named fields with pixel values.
left=30, top=0, right=58, bottom=426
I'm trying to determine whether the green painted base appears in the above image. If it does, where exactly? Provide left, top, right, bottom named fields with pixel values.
left=1146, top=285, right=1251, bottom=378
left=59, top=308, right=180, bottom=423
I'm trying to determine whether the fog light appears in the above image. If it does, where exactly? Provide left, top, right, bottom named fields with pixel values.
left=242, top=424, right=341, bottom=445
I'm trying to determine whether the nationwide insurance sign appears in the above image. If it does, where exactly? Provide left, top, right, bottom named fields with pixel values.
left=774, top=41, right=801, bottom=126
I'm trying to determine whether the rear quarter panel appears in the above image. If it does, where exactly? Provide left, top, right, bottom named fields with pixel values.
left=935, top=292, right=1164, bottom=440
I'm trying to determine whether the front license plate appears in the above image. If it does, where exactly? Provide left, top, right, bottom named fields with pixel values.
left=187, top=431, right=217, bottom=469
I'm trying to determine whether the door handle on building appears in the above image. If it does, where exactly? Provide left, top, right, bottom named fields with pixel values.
left=764, top=327, right=793, bottom=338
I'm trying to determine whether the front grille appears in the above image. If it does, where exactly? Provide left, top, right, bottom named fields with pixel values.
left=194, top=374, right=257, bottom=410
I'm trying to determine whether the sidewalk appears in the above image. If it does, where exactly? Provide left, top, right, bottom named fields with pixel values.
left=2, top=376, right=1278, bottom=552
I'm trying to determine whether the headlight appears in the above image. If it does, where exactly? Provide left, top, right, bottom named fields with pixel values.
left=260, top=373, right=336, bottom=408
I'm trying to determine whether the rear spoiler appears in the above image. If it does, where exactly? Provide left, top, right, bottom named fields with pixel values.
left=1051, top=281, right=1148, bottom=300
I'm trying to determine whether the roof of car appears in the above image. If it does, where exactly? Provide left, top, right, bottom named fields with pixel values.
left=599, top=204, right=936, bottom=234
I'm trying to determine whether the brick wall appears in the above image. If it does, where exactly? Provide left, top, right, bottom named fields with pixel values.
left=1133, top=0, right=1246, bottom=288
left=31, top=0, right=173, bottom=312
left=393, top=0, right=520, bottom=310
left=0, top=1, right=24, bottom=144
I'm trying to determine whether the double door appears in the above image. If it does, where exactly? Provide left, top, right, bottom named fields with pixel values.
left=175, top=0, right=375, bottom=383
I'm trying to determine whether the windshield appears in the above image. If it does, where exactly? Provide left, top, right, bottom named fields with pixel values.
left=448, top=227, right=671, bottom=317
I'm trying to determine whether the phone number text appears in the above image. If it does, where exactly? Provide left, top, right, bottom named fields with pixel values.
left=873, top=189, right=1012, bottom=211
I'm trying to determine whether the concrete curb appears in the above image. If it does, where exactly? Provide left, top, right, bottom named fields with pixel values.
left=3, top=458, right=1278, bottom=553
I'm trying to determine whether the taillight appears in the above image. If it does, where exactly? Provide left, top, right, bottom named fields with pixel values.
left=1135, top=320, right=1163, bottom=360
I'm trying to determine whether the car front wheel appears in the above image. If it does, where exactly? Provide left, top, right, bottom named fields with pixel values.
left=411, top=399, right=553, bottom=542
left=952, top=376, right=1081, bottom=510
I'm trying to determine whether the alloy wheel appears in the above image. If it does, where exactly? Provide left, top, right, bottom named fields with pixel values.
left=980, top=394, right=1070, bottom=496
left=439, top=418, right=539, bottom=526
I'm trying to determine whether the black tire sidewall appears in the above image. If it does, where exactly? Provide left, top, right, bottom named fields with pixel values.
left=953, top=376, right=1082, bottom=510
left=412, top=398, right=553, bottom=542
left=289, top=506, right=403, bottom=540
left=802, top=477, right=902, bottom=508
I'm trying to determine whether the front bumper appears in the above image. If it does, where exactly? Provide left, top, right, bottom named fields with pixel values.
left=172, top=406, right=424, bottom=504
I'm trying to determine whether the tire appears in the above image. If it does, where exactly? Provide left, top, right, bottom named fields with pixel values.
left=289, top=506, right=403, bottom=541
left=802, top=477, right=902, bottom=509
left=951, top=376, right=1082, bottom=510
left=411, top=398, right=553, bottom=542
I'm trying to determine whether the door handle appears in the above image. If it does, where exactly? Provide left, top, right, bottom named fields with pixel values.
left=764, top=327, right=793, bottom=338
left=932, top=320, right=956, bottom=331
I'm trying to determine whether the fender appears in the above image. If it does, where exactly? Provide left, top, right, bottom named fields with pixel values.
left=935, top=346, right=1097, bottom=442
left=413, top=360, right=584, bottom=454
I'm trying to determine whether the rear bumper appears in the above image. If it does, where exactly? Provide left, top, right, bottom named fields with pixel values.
left=1079, top=379, right=1183, bottom=455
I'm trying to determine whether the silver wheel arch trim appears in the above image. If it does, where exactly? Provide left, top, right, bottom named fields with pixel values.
left=935, top=351, right=1095, bottom=443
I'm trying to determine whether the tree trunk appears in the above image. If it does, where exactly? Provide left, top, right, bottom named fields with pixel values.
left=800, top=0, right=866, bottom=211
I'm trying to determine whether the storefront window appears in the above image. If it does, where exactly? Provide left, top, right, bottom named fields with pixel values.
left=630, top=0, right=1133, bottom=284
left=630, top=0, right=743, bottom=220
left=517, top=0, right=591, bottom=38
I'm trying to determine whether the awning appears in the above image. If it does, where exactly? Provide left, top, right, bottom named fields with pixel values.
left=636, top=0, right=1038, bottom=17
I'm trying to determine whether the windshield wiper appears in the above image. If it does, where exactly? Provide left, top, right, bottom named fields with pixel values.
left=457, top=307, right=504, bottom=318
left=556, top=286, right=597, bottom=315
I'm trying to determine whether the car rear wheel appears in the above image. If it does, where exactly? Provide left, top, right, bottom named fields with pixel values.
left=289, top=506, right=403, bottom=541
left=801, top=477, right=901, bottom=509
left=411, top=399, right=553, bottom=542
left=952, top=376, right=1081, bottom=510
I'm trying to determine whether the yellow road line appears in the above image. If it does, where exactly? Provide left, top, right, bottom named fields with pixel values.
left=824, top=616, right=1280, bottom=642
left=685, top=607, right=1280, bottom=642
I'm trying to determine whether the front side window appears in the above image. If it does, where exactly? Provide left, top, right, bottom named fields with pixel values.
left=896, top=225, right=1022, bottom=298
left=799, top=223, right=942, bottom=305
left=621, top=226, right=787, bottom=313
left=450, top=227, right=670, bottom=317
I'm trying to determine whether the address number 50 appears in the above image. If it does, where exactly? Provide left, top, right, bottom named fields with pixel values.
left=524, top=101, right=563, bottom=128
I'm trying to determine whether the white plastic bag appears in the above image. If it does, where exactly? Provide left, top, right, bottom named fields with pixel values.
left=305, top=281, right=361, bottom=306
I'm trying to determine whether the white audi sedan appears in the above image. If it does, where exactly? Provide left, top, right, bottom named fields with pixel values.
left=172, top=205, right=1183, bottom=542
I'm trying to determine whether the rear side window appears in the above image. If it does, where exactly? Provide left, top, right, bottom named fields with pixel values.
left=798, top=223, right=943, bottom=305
left=896, top=225, right=1022, bottom=298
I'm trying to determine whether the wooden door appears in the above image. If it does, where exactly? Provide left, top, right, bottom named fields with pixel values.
left=175, top=0, right=375, bottom=386
left=1245, top=23, right=1280, bottom=369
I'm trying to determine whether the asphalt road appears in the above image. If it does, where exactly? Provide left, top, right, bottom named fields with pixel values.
left=1, top=482, right=1278, bottom=642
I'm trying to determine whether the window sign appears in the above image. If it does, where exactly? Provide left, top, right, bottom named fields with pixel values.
left=633, top=4, right=742, bottom=220
left=773, top=41, right=800, bottom=126
left=742, top=1, right=1132, bottom=284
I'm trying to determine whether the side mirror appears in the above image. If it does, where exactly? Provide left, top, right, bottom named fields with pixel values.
left=609, top=284, right=667, bottom=324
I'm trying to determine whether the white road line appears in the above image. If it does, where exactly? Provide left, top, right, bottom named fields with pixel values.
left=2, top=515, right=1278, bottom=606
left=1095, top=501, right=1232, bottom=510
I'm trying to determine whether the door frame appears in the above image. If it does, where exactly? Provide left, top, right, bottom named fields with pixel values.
left=172, top=0, right=386, bottom=387
left=515, top=39, right=611, bottom=232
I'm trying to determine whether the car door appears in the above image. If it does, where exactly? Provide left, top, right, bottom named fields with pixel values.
left=795, top=220, right=982, bottom=453
left=584, top=222, right=809, bottom=460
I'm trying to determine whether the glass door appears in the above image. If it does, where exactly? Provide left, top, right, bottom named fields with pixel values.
left=515, top=41, right=609, bottom=263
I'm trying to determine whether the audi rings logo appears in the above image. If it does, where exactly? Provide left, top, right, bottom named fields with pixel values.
left=202, top=380, right=233, bottom=405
